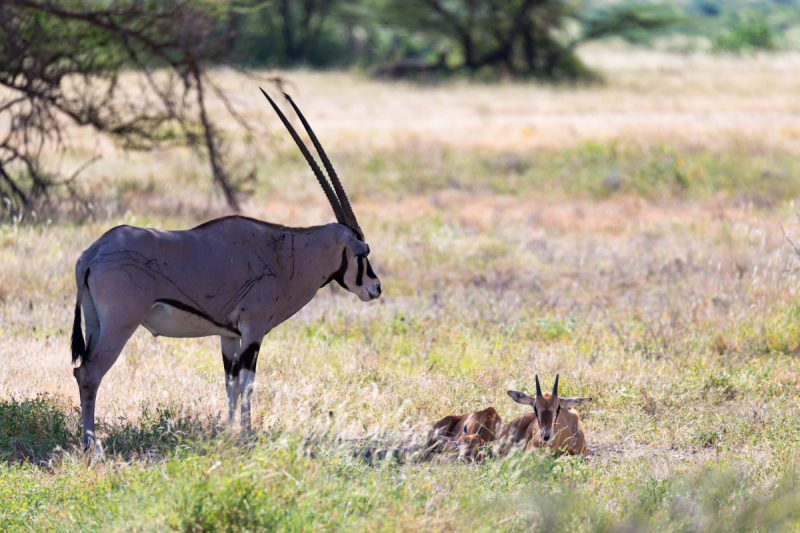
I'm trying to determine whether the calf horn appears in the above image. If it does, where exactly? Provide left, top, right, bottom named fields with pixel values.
left=535, top=374, right=542, bottom=397
left=553, top=374, right=560, bottom=396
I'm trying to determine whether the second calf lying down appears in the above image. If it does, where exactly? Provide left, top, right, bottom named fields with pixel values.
left=453, top=426, right=488, bottom=462
left=427, top=407, right=502, bottom=461
left=504, top=374, right=592, bottom=456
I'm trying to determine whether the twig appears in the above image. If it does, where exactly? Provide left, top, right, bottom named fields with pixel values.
left=779, top=222, right=800, bottom=259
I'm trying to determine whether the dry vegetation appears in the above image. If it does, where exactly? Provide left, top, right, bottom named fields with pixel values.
left=2, top=45, right=800, bottom=531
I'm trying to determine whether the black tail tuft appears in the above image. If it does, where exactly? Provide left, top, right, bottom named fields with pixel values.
left=71, top=302, right=86, bottom=365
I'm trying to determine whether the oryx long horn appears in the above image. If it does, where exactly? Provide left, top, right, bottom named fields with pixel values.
left=553, top=374, right=559, bottom=396
left=282, top=93, right=361, bottom=235
left=535, top=374, right=542, bottom=397
left=259, top=88, right=346, bottom=225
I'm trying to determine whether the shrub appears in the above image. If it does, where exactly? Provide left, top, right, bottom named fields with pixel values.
left=713, top=19, right=777, bottom=52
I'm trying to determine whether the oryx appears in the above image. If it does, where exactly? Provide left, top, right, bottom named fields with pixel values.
left=70, top=89, right=381, bottom=450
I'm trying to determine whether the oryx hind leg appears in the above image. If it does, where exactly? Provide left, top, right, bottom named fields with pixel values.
left=74, top=321, right=141, bottom=450
left=75, top=273, right=152, bottom=451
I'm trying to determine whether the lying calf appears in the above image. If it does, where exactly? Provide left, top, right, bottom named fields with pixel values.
left=504, top=374, right=592, bottom=456
left=426, top=407, right=502, bottom=461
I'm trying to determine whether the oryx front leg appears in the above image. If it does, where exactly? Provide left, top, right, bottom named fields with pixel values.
left=238, top=341, right=261, bottom=431
left=220, top=337, right=241, bottom=426
left=221, top=332, right=263, bottom=432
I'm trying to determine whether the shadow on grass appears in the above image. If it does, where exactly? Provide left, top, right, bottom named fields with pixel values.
left=98, top=403, right=224, bottom=460
left=0, top=394, right=225, bottom=464
left=0, top=394, right=79, bottom=463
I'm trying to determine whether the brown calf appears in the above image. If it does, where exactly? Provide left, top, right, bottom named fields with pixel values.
left=504, top=374, right=592, bottom=456
left=426, top=407, right=502, bottom=461
left=455, top=426, right=489, bottom=462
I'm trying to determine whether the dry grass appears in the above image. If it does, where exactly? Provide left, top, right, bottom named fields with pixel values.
left=2, top=47, right=800, bottom=531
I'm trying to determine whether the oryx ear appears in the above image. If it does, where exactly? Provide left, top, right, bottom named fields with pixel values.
left=507, top=390, right=535, bottom=406
left=338, top=230, right=369, bottom=257
left=560, top=397, right=592, bottom=408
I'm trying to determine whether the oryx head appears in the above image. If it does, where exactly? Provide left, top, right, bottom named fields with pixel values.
left=507, top=375, right=592, bottom=442
left=261, top=88, right=381, bottom=302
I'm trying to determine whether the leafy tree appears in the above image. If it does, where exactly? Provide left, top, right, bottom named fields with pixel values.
left=712, top=18, right=777, bottom=52
left=373, top=0, right=681, bottom=78
left=227, top=0, right=364, bottom=67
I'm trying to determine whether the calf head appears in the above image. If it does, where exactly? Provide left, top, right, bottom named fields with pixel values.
left=507, top=374, right=592, bottom=443
left=457, top=426, right=486, bottom=461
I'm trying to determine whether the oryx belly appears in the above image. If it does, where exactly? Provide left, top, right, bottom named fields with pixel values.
left=141, top=300, right=239, bottom=339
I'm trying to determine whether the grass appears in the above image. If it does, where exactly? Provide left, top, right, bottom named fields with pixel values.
left=2, top=47, right=800, bottom=531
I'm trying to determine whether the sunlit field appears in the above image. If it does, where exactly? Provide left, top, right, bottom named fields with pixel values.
left=3, top=46, right=800, bottom=531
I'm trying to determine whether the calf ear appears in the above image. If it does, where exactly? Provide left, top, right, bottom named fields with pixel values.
left=339, top=230, right=370, bottom=257
left=560, top=397, right=592, bottom=408
left=507, top=390, right=535, bottom=406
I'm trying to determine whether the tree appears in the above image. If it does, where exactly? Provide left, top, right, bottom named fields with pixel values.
left=227, top=0, right=363, bottom=67
left=373, top=0, right=681, bottom=78
left=0, top=0, right=258, bottom=217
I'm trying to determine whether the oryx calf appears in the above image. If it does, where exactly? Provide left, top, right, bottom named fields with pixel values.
left=505, top=375, right=592, bottom=456
left=70, top=90, right=381, bottom=450
left=455, top=425, right=489, bottom=462
left=426, top=407, right=502, bottom=461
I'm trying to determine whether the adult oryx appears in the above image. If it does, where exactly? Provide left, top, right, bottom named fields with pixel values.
left=70, top=89, right=381, bottom=450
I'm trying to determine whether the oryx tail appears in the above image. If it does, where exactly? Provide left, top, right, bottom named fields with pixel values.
left=71, top=263, right=90, bottom=365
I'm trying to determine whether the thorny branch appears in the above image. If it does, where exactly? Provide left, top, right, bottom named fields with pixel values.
left=0, top=0, right=270, bottom=219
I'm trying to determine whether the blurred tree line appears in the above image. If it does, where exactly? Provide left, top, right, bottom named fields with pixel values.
left=662, top=0, right=799, bottom=53
left=224, top=0, right=679, bottom=77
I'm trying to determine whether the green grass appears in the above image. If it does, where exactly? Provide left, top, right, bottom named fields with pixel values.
left=256, top=142, right=800, bottom=205
left=2, top=412, right=800, bottom=532
left=40, top=142, right=800, bottom=223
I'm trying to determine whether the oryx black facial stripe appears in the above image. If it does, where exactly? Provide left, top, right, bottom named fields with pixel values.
left=365, top=259, right=377, bottom=279
left=356, top=256, right=364, bottom=286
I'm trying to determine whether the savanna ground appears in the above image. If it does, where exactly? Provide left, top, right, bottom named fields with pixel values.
left=3, top=45, right=800, bottom=531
